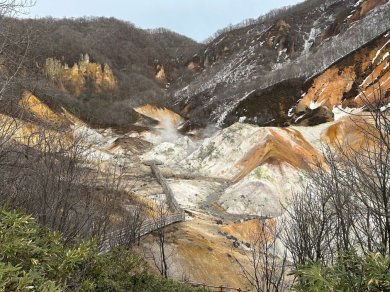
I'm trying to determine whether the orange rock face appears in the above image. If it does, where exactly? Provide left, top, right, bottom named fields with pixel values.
left=234, top=127, right=322, bottom=182
left=158, top=215, right=251, bottom=289
left=221, top=219, right=277, bottom=245
left=134, top=104, right=184, bottom=128
left=19, top=91, right=68, bottom=126
left=296, top=32, right=389, bottom=116
left=321, top=114, right=381, bottom=152
left=44, top=54, right=117, bottom=96
left=0, top=113, right=71, bottom=148
left=155, top=64, right=168, bottom=84
left=297, top=67, right=356, bottom=111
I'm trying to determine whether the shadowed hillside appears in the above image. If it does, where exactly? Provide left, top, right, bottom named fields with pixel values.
left=168, top=0, right=389, bottom=129
left=0, top=17, right=201, bottom=128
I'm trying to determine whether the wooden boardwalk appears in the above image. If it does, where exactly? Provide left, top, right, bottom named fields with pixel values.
left=101, top=160, right=185, bottom=251
left=145, top=160, right=182, bottom=212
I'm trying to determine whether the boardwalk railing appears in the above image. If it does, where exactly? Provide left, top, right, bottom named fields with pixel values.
left=101, top=211, right=185, bottom=251
left=101, top=160, right=185, bottom=251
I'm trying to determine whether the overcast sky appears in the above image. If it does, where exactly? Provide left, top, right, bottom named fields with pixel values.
left=28, top=0, right=303, bottom=42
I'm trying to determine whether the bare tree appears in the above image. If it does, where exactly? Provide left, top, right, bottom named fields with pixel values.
left=0, top=126, right=98, bottom=242
left=0, top=1, right=35, bottom=100
left=235, top=219, right=289, bottom=292
left=0, top=1, right=36, bottom=191
left=0, top=1, right=150, bottom=251
left=283, top=84, right=390, bottom=284
left=142, top=197, right=173, bottom=279
left=152, top=198, right=171, bottom=279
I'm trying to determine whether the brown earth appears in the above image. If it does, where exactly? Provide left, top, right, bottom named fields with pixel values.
left=293, top=31, right=389, bottom=125
left=234, top=127, right=322, bottom=182
left=134, top=104, right=185, bottom=128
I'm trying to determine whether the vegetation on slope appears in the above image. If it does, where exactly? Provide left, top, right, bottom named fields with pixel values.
left=0, top=16, right=201, bottom=128
left=0, top=207, right=206, bottom=291
left=292, top=252, right=390, bottom=291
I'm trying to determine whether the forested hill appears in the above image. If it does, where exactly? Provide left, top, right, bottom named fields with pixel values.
left=1, top=17, right=202, bottom=127
left=1, top=0, right=389, bottom=130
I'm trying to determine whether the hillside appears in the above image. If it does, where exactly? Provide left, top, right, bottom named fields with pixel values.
left=169, top=0, right=389, bottom=129
left=0, top=91, right=357, bottom=287
left=1, top=0, right=387, bottom=131
left=0, top=0, right=389, bottom=290
left=0, top=17, right=201, bottom=127
left=24, top=17, right=200, bottom=96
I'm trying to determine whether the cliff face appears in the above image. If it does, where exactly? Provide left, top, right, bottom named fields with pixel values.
left=134, top=104, right=184, bottom=128
left=168, top=0, right=389, bottom=130
left=289, top=31, right=389, bottom=125
left=43, top=54, right=117, bottom=96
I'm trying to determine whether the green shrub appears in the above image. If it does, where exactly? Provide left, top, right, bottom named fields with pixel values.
left=292, top=252, right=390, bottom=292
left=0, top=207, right=206, bottom=291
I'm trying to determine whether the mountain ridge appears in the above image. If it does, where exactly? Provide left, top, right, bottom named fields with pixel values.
left=168, top=0, right=389, bottom=130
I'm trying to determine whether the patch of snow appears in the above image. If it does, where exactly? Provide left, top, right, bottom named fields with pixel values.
left=372, top=39, right=390, bottom=64
left=303, top=27, right=320, bottom=53
left=294, top=113, right=306, bottom=123
left=380, top=103, right=390, bottom=112
left=287, top=107, right=295, bottom=118
left=214, top=36, right=226, bottom=47
left=356, top=75, right=390, bottom=100
left=361, top=74, right=374, bottom=86
left=239, top=116, right=247, bottom=123
left=354, top=0, right=363, bottom=7
left=380, top=52, right=389, bottom=63
left=278, top=48, right=287, bottom=57
left=309, top=100, right=325, bottom=110
left=272, top=63, right=283, bottom=70
left=332, top=106, right=363, bottom=121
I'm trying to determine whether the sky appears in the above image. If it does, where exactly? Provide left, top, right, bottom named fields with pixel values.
left=27, top=0, right=303, bottom=42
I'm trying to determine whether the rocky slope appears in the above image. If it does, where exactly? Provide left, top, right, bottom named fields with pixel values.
left=2, top=80, right=385, bottom=288
left=3, top=0, right=387, bottom=131
left=169, top=0, right=389, bottom=129
left=0, top=0, right=389, bottom=288
left=0, top=17, right=203, bottom=128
